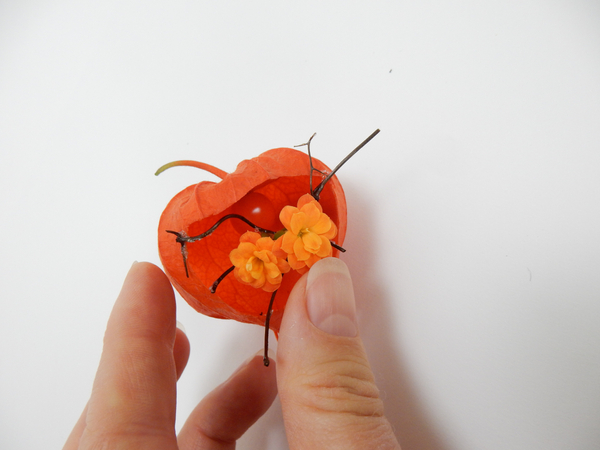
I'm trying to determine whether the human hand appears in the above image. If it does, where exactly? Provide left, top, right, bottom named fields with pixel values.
left=64, top=259, right=400, bottom=449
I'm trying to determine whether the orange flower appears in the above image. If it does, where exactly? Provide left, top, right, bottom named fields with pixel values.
left=279, top=193, right=338, bottom=273
left=229, top=232, right=290, bottom=292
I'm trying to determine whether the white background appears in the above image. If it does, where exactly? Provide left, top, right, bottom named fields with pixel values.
left=1, top=1, right=599, bottom=449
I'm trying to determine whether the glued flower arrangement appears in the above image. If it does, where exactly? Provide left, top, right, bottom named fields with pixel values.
left=157, top=130, right=379, bottom=365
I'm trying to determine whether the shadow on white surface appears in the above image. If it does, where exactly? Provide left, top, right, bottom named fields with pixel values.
left=344, top=184, right=450, bottom=450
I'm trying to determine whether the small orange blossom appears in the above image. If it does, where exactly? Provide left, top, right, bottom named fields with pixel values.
left=279, top=193, right=338, bottom=273
left=229, top=231, right=290, bottom=292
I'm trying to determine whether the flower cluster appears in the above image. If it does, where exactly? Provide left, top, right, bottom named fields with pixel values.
left=229, top=232, right=290, bottom=292
left=229, top=194, right=337, bottom=291
left=279, top=193, right=337, bottom=273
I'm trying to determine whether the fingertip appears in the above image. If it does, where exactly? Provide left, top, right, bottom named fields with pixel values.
left=125, top=261, right=173, bottom=294
left=111, top=261, right=176, bottom=339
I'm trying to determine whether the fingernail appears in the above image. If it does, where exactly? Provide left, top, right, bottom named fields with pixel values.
left=176, top=320, right=187, bottom=335
left=306, top=258, right=358, bottom=337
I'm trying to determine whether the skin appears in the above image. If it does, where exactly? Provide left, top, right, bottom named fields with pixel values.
left=64, top=260, right=401, bottom=450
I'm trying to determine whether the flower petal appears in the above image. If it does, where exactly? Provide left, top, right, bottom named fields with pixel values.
left=264, top=261, right=281, bottom=280
left=287, top=253, right=306, bottom=272
left=253, top=249, right=270, bottom=264
left=236, top=266, right=253, bottom=283
left=301, top=202, right=322, bottom=228
left=239, top=231, right=261, bottom=244
left=230, top=242, right=255, bottom=266
left=305, top=253, right=321, bottom=269
left=248, top=257, right=263, bottom=279
left=323, top=220, right=338, bottom=240
left=316, top=236, right=333, bottom=257
left=262, top=280, right=280, bottom=292
left=277, top=259, right=291, bottom=273
left=279, top=205, right=297, bottom=230
left=256, top=236, right=275, bottom=251
left=290, top=211, right=308, bottom=236
left=301, top=231, right=322, bottom=253
left=272, top=236, right=287, bottom=260
left=281, top=231, right=297, bottom=254
left=297, top=194, right=322, bottom=212
left=293, top=236, right=311, bottom=261
left=229, top=249, right=245, bottom=267
left=250, top=272, right=266, bottom=289
left=310, top=213, right=333, bottom=235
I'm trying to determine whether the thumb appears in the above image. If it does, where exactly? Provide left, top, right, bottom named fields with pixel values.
left=277, top=257, right=401, bottom=450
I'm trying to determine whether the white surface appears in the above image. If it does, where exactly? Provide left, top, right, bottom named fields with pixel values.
left=1, top=1, right=599, bottom=449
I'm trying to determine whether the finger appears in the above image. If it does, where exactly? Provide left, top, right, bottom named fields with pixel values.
left=62, top=403, right=88, bottom=450
left=64, top=265, right=190, bottom=450
left=177, top=351, right=278, bottom=450
left=277, top=257, right=401, bottom=450
left=78, top=262, right=180, bottom=450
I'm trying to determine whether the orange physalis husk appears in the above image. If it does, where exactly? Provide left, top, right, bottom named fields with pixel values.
left=280, top=193, right=338, bottom=273
left=157, top=148, right=346, bottom=333
left=229, top=232, right=290, bottom=292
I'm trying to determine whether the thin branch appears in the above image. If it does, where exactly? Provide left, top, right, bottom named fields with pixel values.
left=295, top=132, right=325, bottom=194
left=331, top=241, right=346, bottom=253
left=210, top=266, right=235, bottom=293
left=166, top=214, right=276, bottom=278
left=312, top=129, right=380, bottom=200
left=174, top=214, right=275, bottom=244
left=263, top=288, right=279, bottom=367
left=166, top=230, right=190, bottom=277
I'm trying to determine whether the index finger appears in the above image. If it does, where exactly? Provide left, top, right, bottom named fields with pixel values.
left=74, top=262, right=181, bottom=450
